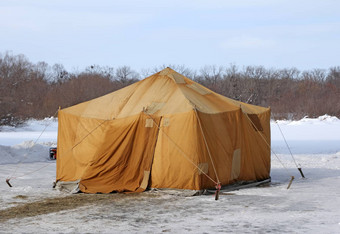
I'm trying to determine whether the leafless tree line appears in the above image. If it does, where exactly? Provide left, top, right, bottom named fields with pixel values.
left=0, top=52, right=339, bottom=126
left=195, top=65, right=340, bottom=119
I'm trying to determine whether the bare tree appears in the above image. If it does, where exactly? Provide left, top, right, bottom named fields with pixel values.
left=115, top=66, right=140, bottom=84
left=1, top=51, right=340, bottom=126
left=52, top=63, right=69, bottom=83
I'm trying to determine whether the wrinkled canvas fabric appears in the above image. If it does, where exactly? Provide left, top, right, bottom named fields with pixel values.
left=55, top=180, right=80, bottom=193
left=56, top=68, right=270, bottom=193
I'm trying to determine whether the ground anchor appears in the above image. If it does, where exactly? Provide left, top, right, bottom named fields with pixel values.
left=6, top=178, right=12, bottom=187
left=298, top=168, right=305, bottom=178
left=287, top=176, right=294, bottom=189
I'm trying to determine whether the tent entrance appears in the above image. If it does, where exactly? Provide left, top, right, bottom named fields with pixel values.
left=75, top=113, right=162, bottom=193
left=144, top=116, right=162, bottom=191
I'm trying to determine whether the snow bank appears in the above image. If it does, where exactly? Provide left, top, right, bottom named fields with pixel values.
left=272, top=115, right=340, bottom=154
left=0, top=141, right=55, bottom=165
left=273, top=115, right=340, bottom=140
left=0, top=117, right=58, bottom=146
left=0, top=118, right=57, bottom=165
left=0, top=117, right=58, bottom=132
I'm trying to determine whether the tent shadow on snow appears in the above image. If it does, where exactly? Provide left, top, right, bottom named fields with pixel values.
left=55, top=68, right=271, bottom=194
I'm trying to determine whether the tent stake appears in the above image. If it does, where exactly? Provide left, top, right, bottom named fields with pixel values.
left=215, top=183, right=221, bottom=200
left=298, top=168, right=305, bottom=178
left=6, top=178, right=12, bottom=187
left=287, top=176, right=294, bottom=189
left=215, top=190, right=220, bottom=200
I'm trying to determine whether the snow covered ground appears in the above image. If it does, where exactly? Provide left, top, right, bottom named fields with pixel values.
left=0, top=115, right=340, bottom=233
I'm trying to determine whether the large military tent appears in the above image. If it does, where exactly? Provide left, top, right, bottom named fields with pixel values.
left=56, top=67, right=271, bottom=193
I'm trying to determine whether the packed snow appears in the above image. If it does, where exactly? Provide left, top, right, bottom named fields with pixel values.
left=0, top=115, right=339, bottom=233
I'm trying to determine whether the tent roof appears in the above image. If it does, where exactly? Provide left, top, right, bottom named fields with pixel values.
left=62, top=67, right=269, bottom=119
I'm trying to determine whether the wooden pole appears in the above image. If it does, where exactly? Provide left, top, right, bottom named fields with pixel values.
left=287, top=176, right=294, bottom=189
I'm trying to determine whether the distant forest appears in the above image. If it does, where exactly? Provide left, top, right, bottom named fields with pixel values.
left=0, top=52, right=339, bottom=126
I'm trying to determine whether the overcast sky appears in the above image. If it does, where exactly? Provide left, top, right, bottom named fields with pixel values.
left=1, top=0, right=339, bottom=72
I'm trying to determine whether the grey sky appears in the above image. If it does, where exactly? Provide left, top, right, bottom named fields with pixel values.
left=1, top=0, right=339, bottom=72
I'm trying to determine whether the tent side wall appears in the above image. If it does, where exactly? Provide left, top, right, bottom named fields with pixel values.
left=150, top=111, right=202, bottom=190
left=57, top=112, right=161, bottom=193
left=79, top=113, right=161, bottom=193
left=196, top=109, right=242, bottom=189
left=56, top=111, right=109, bottom=182
left=149, top=108, right=271, bottom=191
left=198, top=108, right=271, bottom=188
left=238, top=109, right=271, bottom=181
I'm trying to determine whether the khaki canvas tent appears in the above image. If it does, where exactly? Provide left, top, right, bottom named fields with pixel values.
left=56, top=68, right=271, bottom=193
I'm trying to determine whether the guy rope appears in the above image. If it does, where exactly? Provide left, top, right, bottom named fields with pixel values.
left=275, top=121, right=305, bottom=178
left=193, top=107, right=221, bottom=200
left=5, top=108, right=60, bottom=187
left=243, top=112, right=298, bottom=189
left=5, top=107, right=110, bottom=188
left=143, top=110, right=221, bottom=200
